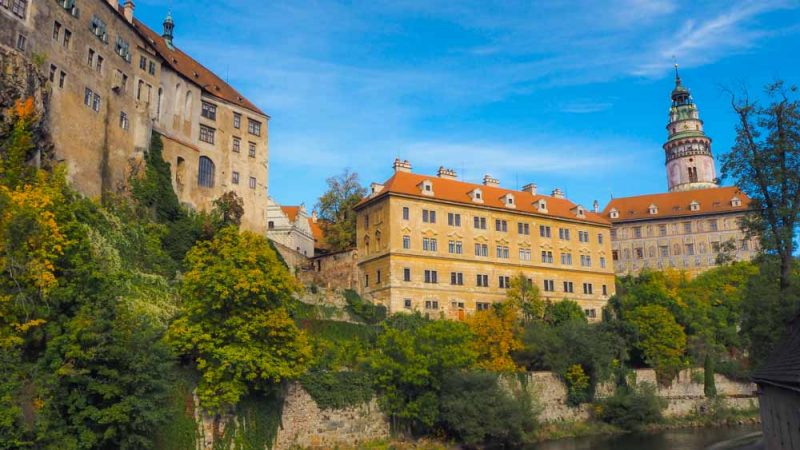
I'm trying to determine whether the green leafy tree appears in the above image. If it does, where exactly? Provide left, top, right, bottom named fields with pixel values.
left=507, top=273, right=544, bottom=323
left=438, top=371, right=536, bottom=446
left=315, top=169, right=366, bottom=251
left=720, top=81, right=800, bottom=292
left=629, top=305, right=687, bottom=384
left=131, top=132, right=182, bottom=223
left=212, top=191, right=245, bottom=228
left=0, top=99, right=37, bottom=189
left=369, top=314, right=477, bottom=432
left=544, top=299, right=587, bottom=326
left=167, top=227, right=312, bottom=412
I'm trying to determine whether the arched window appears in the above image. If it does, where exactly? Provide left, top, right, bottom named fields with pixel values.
left=184, top=91, right=193, bottom=119
left=174, top=83, right=182, bottom=113
left=198, top=156, right=215, bottom=187
left=268, top=221, right=275, bottom=230
left=176, top=156, right=185, bottom=187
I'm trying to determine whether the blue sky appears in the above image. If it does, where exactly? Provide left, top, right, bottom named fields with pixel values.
left=136, top=0, right=800, bottom=210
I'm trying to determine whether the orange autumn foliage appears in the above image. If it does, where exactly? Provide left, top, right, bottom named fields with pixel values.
left=465, top=303, right=524, bottom=373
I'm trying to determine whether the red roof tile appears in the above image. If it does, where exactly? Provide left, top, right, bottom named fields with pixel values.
left=358, top=171, right=610, bottom=226
left=280, top=206, right=300, bottom=223
left=601, top=186, right=750, bottom=222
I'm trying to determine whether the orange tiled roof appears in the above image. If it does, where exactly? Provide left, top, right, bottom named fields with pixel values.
left=308, top=219, right=327, bottom=249
left=133, top=20, right=267, bottom=117
left=358, top=171, right=610, bottom=226
left=601, top=186, right=750, bottom=222
left=280, top=206, right=300, bottom=223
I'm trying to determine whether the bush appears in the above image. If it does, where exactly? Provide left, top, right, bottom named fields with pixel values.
left=344, top=289, right=387, bottom=324
left=300, top=370, right=374, bottom=409
left=565, top=364, right=591, bottom=406
left=595, top=383, right=665, bottom=431
left=438, top=371, right=536, bottom=446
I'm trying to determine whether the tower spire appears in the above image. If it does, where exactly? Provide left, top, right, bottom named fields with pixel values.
left=674, top=63, right=681, bottom=87
left=162, top=10, right=175, bottom=49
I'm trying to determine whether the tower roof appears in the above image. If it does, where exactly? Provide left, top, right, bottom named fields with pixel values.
left=671, top=64, right=692, bottom=103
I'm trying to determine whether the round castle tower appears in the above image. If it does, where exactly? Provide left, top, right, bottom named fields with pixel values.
left=663, top=66, right=718, bottom=192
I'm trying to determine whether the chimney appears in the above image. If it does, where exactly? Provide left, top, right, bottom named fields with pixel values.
left=592, top=200, right=599, bottom=213
left=551, top=188, right=565, bottom=199
left=437, top=166, right=457, bottom=180
left=123, top=0, right=135, bottom=23
left=483, top=174, right=500, bottom=187
left=392, top=158, right=412, bottom=173
left=521, top=183, right=537, bottom=195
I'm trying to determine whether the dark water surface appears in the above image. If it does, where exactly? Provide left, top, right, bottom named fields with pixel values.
left=526, top=425, right=762, bottom=450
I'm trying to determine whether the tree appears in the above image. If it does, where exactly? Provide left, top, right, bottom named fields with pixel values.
left=369, top=314, right=477, bottom=432
left=167, top=227, right=311, bottom=412
left=721, top=81, right=800, bottom=292
left=212, top=191, right=245, bottom=228
left=629, top=305, right=687, bottom=384
left=544, top=299, right=587, bottom=326
left=315, top=169, right=366, bottom=251
left=506, top=273, right=544, bottom=323
left=0, top=99, right=37, bottom=189
left=465, top=303, right=523, bottom=373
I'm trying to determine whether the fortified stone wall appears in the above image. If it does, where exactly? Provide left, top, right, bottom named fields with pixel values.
left=298, top=249, right=359, bottom=291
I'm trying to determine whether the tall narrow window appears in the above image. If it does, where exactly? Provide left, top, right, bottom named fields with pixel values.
left=118, top=111, right=129, bottom=130
left=53, top=21, right=61, bottom=40
left=248, top=142, right=256, bottom=158
left=12, top=0, right=28, bottom=19
left=248, top=118, right=262, bottom=136
left=233, top=113, right=241, bottom=129
left=198, top=156, right=215, bottom=187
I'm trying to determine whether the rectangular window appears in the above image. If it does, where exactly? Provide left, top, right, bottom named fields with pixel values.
left=403, top=268, right=411, bottom=282
left=499, top=276, right=510, bottom=289
left=563, top=281, right=574, bottom=293
left=686, top=243, right=695, bottom=256
left=473, top=216, right=487, bottom=229
left=63, top=29, right=72, bottom=48
left=92, top=93, right=101, bottom=112
left=11, top=0, right=27, bottom=18
left=541, top=251, right=553, bottom=264
left=633, top=226, right=642, bottom=238
left=402, top=207, right=409, bottom=220
left=199, top=125, right=216, bottom=144
left=201, top=101, right=217, bottom=121
left=476, top=274, right=488, bottom=287
left=610, top=229, right=617, bottom=240
left=404, top=299, right=412, bottom=309
left=114, top=36, right=131, bottom=61
left=496, top=246, right=509, bottom=259
left=602, top=285, right=608, bottom=296
left=233, top=113, right=241, bottom=129
left=84, top=87, right=93, bottom=107
left=232, top=171, right=240, bottom=184
left=377, top=270, right=381, bottom=284
left=612, top=250, right=619, bottom=261
left=248, top=142, right=257, bottom=158
left=448, top=240, right=462, bottom=254
left=90, top=15, right=108, bottom=41
left=540, top=225, right=551, bottom=238
left=249, top=177, right=256, bottom=189
left=424, top=270, right=438, bottom=284
left=402, top=235, right=410, bottom=249
left=424, top=300, right=439, bottom=310
left=58, top=71, right=66, bottom=88
left=581, top=255, right=592, bottom=267
left=635, top=247, right=644, bottom=259
left=476, top=302, right=490, bottom=311
left=543, top=280, right=555, bottom=292
left=364, top=274, right=369, bottom=287
left=474, top=243, right=488, bottom=257
left=118, top=111, right=128, bottom=130
left=519, top=248, right=531, bottom=261
left=447, top=213, right=461, bottom=227
left=450, top=272, right=464, bottom=286
left=660, top=245, right=669, bottom=257
left=148, top=61, right=156, bottom=75
left=561, top=253, right=572, bottom=265
left=683, top=222, right=692, bottom=233
left=422, top=237, right=437, bottom=252
left=495, top=219, right=508, bottom=232
left=518, top=223, right=530, bottom=235
left=49, top=64, right=57, bottom=82
left=741, top=239, right=749, bottom=251
left=232, top=137, right=241, bottom=153
left=583, top=283, right=593, bottom=295
left=598, top=233, right=604, bottom=244
left=578, top=231, right=589, bottom=242
left=659, top=225, right=667, bottom=236
left=53, top=21, right=61, bottom=40
left=96, top=55, right=103, bottom=74
left=600, top=256, right=606, bottom=268
left=248, top=118, right=262, bottom=136
left=16, top=33, right=26, bottom=51
left=708, top=219, right=718, bottom=231
left=559, top=228, right=570, bottom=240
left=422, top=209, right=436, bottom=223
left=139, top=55, right=147, bottom=70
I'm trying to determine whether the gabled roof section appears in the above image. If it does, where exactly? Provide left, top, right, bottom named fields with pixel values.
left=357, top=171, right=609, bottom=226
left=601, top=186, right=750, bottom=222
left=280, top=206, right=300, bottom=223
left=133, top=19, right=267, bottom=117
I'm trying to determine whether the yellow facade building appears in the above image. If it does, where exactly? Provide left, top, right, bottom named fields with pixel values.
left=355, top=160, right=616, bottom=320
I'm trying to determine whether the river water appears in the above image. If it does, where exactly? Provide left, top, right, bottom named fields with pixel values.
left=526, top=425, right=762, bottom=450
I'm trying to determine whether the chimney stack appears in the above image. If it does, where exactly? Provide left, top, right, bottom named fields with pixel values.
left=437, top=166, right=457, bottom=180
left=483, top=174, right=500, bottom=187
left=392, top=158, right=412, bottom=173
left=521, top=183, right=537, bottom=195
left=123, top=0, right=135, bottom=23
left=551, top=188, right=565, bottom=199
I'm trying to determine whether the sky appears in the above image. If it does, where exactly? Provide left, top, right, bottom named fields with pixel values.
left=136, top=0, right=800, bottom=210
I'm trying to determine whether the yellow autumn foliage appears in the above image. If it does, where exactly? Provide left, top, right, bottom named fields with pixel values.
left=465, top=303, right=523, bottom=373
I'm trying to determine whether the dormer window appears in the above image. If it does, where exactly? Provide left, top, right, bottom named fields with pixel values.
left=469, top=188, right=483, bottom=203
left=731, top=196, right=742, bottom=207
left=502, top=193, right=516, bottom=208
left=536, top=199, right=548, bottom=213
left=648, top=204, right=658, bottom=215
left=689, top=201, right=700, bottom=211
left=609, top=208, right=619, bottom=219
left=576, top=207, right=584, bottom=218
left=419, top=180, right=434, bottom=196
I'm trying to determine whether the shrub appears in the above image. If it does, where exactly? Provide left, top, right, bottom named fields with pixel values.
left=344, top=289, right=387, bottom=324
left=438, top=371, right=537, bottom=446
left=300, top=370, right=374, bottom=409
left=565, top=364, right=591, bottom=406
left=595, top=383, right=665, bottom=430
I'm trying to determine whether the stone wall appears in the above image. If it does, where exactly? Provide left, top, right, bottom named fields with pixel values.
left=298, top=249, right=359, bottom=291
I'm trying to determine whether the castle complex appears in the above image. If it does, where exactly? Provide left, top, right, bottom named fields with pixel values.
left=355, top=161, right=616, bottom=319
left=1, top=0, right=269, bottom=232
left=602, top=68, right=757, bottom=276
